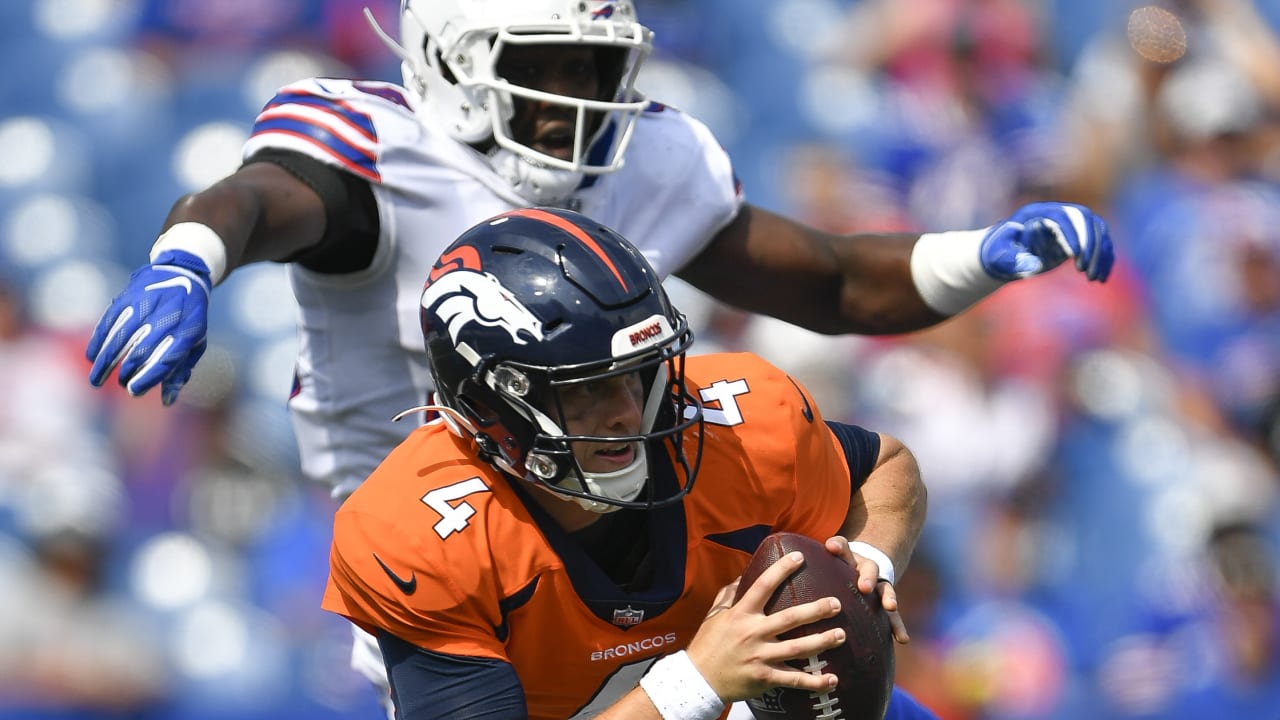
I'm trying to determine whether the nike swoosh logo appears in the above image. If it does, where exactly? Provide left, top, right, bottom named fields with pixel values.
left=786, top=376, right=814, bottom=423
left=145, top=276, right=193, bottom=294
left=373, top=553, right=417, bottom=595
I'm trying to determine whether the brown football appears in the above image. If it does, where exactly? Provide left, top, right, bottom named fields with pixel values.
left=733, top=532, right=895, bottom=720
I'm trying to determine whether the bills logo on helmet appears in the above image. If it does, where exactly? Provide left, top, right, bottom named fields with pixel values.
left=422, top=269, right=545, bottom=346
left=591, top=0, right=617, bottom=19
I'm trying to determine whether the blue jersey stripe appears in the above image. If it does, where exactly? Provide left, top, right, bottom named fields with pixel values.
left=250, top=116, right=380, bottom=181
left=264, top=91, right=378, bottom=139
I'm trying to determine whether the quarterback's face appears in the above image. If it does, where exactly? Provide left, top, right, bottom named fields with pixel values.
left=495, top=43, right=613, bottom=162
left=554, top=371, right=644, bottom=474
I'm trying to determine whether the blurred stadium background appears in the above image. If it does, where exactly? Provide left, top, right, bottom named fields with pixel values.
left=1, top=0, right=1279, bottom=718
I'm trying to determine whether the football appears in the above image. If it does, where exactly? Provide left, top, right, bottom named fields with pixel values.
left=733, top=532, right=895, bottom=720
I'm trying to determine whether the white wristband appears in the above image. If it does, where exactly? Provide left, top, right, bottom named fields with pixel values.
left=150, top=222, right=229, bottom=285
left=848, top=541, right=896, bottom=585
left=909, top=228, right=1004, bottom=316
left=639, top=650, right=725, bottom=720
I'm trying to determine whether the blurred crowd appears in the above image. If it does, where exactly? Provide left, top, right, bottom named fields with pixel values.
left=1, top=0, right=1278, bottom=718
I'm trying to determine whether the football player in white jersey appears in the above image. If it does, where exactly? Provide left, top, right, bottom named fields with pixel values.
left=87, top=0, right=1113, bottom=498
left=85, top=0, right=1112, bottom=715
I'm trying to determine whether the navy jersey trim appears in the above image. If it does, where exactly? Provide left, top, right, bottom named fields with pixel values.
left=705, top=524, right=773, bottom=555
left=378, top=632, right=526, bottom=719
left=825, top=421, right=880, bottom=493
left=495, top=576, right=539, bottom=642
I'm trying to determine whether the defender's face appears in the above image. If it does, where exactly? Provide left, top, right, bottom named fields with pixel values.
left=495, top=43, right=611, bottom=162
left=552, top=371, right=644, bottom=474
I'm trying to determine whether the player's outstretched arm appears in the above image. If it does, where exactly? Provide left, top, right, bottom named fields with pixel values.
left=600, top=552, right=846, bottom=720
left=677, top=201, right=1113, bottom=335
left=86, top=162, right=327, bottom=404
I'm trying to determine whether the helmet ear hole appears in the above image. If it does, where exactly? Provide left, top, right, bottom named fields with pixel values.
left=427, top=38, right=459, bottom=85
left=456, top=392, right=497, bottom=427
left=457, top=388, right=536, bottom=467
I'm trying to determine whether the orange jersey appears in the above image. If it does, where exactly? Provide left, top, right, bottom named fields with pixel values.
left=323, top=352, right=859, bottom=719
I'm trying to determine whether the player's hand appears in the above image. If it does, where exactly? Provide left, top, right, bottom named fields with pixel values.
left=86, top=250, right=211, bottom=406
left=826, top=536, right=910, bottom=645
left=980, top=202, right=1113, bottom=283
left=685, top=552, right=844, bottom=702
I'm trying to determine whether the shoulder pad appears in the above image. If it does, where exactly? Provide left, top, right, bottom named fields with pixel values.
left=244, top=78, right=420, bottom=182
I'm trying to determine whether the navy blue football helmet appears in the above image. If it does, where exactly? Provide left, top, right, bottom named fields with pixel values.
left=420, top=207, right=702, bottom=512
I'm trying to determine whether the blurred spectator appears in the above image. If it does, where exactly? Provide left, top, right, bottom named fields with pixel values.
left=1114, top=51, right=1280, bottom=444
left=0, top=522, right=170, bottom=717
left=1170, top=521, right=1280, bottom=716
left=0, top=279, right=167, bottom=716
left=0, top=280, right=110, bottom=495
left=893, top=548, right=974, bottom=720
left=1096, top=520, right=1280, bottom=719
left=831, top=0, right=1068, bottom=229
left=131, top=0, right=399, bottom=81
left=853, top=309, right=1059, bottom=506
left=318, top=0, right=400, bottom=80
left=134, top=0, right=327, bottom=59
left=779, top=141, right=914, bottom=235
left=932, top=494, right=1080, bottom=720
left=1056, top=0, right=1280, bottom=209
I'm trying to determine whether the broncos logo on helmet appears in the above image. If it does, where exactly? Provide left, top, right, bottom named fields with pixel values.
left=420, top=207, right=703, bottom=514
left=422, top=269, right=545, bottom=347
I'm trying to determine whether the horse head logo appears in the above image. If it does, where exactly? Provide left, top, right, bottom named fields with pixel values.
left=422, top=269, right=545, bottom=346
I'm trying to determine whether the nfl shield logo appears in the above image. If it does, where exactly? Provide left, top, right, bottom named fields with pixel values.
left=612, top=606, right=644, bottom=627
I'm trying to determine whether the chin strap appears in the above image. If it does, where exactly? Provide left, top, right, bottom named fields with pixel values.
left=551, top=446, right=649, bottom=514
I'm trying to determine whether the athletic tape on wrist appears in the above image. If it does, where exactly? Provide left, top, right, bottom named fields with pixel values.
left=909, top=228, right=1005, bottom=316
left=150, top=222, right=228, bottom=285
left=639, top=650, right=725, bottom=720
left=847, top=541, right=896, bottom=585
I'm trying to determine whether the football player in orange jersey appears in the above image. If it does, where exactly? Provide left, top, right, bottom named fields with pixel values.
left=324, top=207, right=937, bottom=720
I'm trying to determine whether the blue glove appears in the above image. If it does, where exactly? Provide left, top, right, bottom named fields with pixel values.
left=979, top=202, right=1114, bottom=283
left=86, top=250, right=211, bottom=406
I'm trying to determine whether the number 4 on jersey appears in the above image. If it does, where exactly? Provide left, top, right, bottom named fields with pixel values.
left=684, top=378, right=750, bottom=427
left=422, top=477, right=489, bottom=539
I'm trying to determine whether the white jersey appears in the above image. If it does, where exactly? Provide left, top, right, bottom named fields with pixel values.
left=241, top=78, right=743, bottom=497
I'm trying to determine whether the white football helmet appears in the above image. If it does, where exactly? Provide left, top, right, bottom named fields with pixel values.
left=366, top=0, right=653, bottom=203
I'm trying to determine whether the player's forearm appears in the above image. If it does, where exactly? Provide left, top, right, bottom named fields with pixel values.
left=825, top=230, right=949, bottom=334
left=838, top=435, right=926, bottom=579
left=160, top=163, right=327, bottom=276
left=678, top=205, right=947, bottom=335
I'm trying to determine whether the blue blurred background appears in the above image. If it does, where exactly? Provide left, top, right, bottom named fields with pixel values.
left=1, top=0, right=1279, bottom=718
